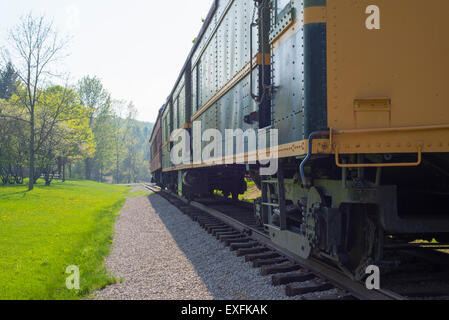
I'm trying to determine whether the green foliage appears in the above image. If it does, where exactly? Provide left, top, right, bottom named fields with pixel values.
left=0, top=180, right=131, bottom=300
left=239, top=179, right=261, bottom=203
left=3, top=84, right=96, bottom=185
left=0, top=62, right=18, bottom=100
left=1, top=72, right=153, bottom=187
left=0, top=98, right=28, bottom=184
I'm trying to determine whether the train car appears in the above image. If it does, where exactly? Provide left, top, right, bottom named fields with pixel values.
left=150, top=0, right=449, bottom=280
left=150, top=106, right=164, bottom=184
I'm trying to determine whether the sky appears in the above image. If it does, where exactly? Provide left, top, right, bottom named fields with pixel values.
left=0, top=0, right=213, bottom=123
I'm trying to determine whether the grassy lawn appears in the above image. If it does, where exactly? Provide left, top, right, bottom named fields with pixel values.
left=0, top=180, right=132, bottom=300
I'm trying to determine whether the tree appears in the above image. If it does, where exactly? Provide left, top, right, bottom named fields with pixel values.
left=0, top=99, right=28, bottom=185
left=111, top=100, right=128, bottom=184
left=91, top=100, right=114, bottom=182
left=77, top=76, right=110, bottom=180
left=0, top=62, right=18, bottom=100
left=122, top=103, right=140, bottom=183
left=31, top=85, right=94, bottom=185
left=3, top=13, right=69, bottom=190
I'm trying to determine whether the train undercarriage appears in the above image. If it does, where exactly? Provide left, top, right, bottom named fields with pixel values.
left=155, top=153, right=449, bottom=280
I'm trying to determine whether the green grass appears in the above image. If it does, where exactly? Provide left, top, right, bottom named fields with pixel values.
left=0, top=179, right=132, bottom=300
left=214, top=179, right=261, bottom=203
left=239, top=179, right=261, bottom=203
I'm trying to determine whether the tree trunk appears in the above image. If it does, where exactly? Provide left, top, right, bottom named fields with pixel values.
left=62, top=161, right=66, bottom=182
left=68, top=162, right=72, bottom=179
left=85, top=158, right=91, bottom=180
left=116, top=154, right=120, bottom=184
left=28, top=108, right=35, bottom=191
left=57, top=156, right=62, bottom=176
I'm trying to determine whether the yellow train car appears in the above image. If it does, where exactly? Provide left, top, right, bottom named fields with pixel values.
left=259, top=0, right=449, bottom=279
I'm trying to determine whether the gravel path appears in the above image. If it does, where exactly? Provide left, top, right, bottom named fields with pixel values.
left=93, top=187, right=296, bottom=300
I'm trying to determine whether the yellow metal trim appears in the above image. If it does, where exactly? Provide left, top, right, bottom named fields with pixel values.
left=163, top=123, right=192, bottom=148
left=271, top=18, right=300, bottom=51
left=304, top=6, right=327, bottom=24
left=335, top=146, right=423, bottom=168
left=330, top=124, right=449, bottom=154
left=271, top=7, right=326, bottom=51
left=256, top=53, right=271, bottom=66
left=161, top=139, right=331, bottom=172
left=333, top=124, right=449, bottom=135
left=270, top=19, right=296, bottom=46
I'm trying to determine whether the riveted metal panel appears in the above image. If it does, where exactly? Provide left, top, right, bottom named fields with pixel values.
left=173, top=76, right=186, bottom=130
left=165, top=0, right=272, bottom=164
left=172, top=97, right=179, bottom=131
left=271, top=0, right=306, bottom=145
left=194, top=0, right=257, bottom=119
left=217, top=69, right=259, bottom=156
left=328, top=0, right=449, bottom=130
left=192, top=66, right=198, bottom=114
left=179, top=86, right=186, bottom=127
left=161, top=114, right=167, bottom=144
left=162, top=144, right=172, bottom=169
left=162, top=102, right=172, bottom=143
left=272, top=29, right=305, bottom=145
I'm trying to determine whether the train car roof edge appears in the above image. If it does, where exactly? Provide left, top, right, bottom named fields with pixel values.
left=165, top=0, right=218, bottom=102
left=149, top=104, right=166, bottom=144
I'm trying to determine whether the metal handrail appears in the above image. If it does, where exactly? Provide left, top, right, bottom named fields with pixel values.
left=335, top=146, right=423, bottom=169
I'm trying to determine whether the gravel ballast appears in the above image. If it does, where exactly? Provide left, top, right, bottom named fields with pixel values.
left=94, top=187, right=337, bottom=300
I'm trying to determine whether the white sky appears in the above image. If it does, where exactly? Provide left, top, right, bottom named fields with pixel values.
left=0, top=0, right=213, bottom=122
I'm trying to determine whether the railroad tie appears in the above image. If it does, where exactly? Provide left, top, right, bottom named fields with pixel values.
left=272, top=272, right=316, bottom=286
left=245, top=252, right=280, bottom=262
left=252, top=257, right=289, bottom=268
left=224, top=237, right=251, bottom=246
left=285, top=283, right=334, bottom=297
left=218, top=233, right=243, bottom=241
left=230, top=242, right=259, bottom=251
left=236, top=247, right=269, bottom=257
left=197, top=219, right=219, bottom=227
left=212, top=228, right=233, bottom=236
left=260, top=263, right=302, bottom=276
left=216, top=231, right=240, bottom=238
left=204, top=224, right=226, bottom=232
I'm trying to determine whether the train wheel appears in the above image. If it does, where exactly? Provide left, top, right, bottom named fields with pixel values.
left=339, top=204, right=383, bottom=280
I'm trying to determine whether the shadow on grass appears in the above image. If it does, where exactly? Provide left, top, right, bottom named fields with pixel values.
left=0, top=191, right=28, bottom=199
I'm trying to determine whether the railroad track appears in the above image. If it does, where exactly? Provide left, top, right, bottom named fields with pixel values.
left=381, top=243, right=449, bottom=298
left=143, top=183, right=449, bottom=300
left=143, top=183, right=407, bottom=300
